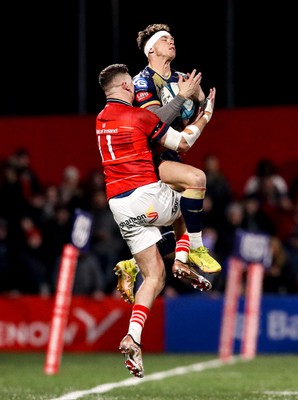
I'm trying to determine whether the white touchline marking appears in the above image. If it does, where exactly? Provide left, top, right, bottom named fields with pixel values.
left=263, top=392, right=298, bottom=396
left=49, top=356, right=241, bottom=400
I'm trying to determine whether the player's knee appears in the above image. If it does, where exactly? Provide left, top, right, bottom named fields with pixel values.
left=152, top=268, right=166, bottom=294
left=188, top=169, right=206, bottom=187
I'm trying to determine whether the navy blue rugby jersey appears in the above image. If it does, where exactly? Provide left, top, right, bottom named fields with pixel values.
left=133, top=65, right=188, bottom=110
left=133, top=66, right=190, bottom=166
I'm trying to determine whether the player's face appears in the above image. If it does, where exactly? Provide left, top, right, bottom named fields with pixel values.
left=153, top=35, right=176, bottom=59
left=124, top=74, right=135, bottom=101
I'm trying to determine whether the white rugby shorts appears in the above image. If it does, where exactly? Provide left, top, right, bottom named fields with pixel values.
left=109, top=181, right=181, bottom=255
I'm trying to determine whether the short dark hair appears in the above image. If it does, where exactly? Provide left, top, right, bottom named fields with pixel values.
left=98, top=63, right=129, bottom=91
left=136, top=23, right=171, bottom=52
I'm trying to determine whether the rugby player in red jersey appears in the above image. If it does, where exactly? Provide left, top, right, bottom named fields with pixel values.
left=96, top=63, right=216, bottom=378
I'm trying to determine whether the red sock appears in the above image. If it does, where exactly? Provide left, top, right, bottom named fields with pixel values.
left=128, top=305, right=150, bottom=344
left=175, top=233, right=190, bottom=263
left=130, top=304, right=149, bottom=329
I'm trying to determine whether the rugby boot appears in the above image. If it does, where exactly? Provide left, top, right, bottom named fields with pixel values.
left=188, top=246, right=222, bottom=274
left=172, top=259, right=212, bottom=291
left=119, top=334, right=144, bottom=378
left=114, top=259, right=139, bottom=304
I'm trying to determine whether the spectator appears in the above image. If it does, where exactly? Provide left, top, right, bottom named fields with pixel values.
left=283, top=230, right=298, bottom=293
left=8, top=148, right=42, bottom=201
left=262, top=236, right=288, bottom=294
left=42, top=204, right=73, bottom=279
left=213, top=201, right=244, bottom=292
left=289, top=175, right=298, bottom=205
left=15, top=227, right=50, bottom=296
left=24, top=192, right=47, bottom=228
left=58, top=165, right=84, bottom=211
left=89, top=190, right=126, bottom=294
left=244, top=158, right=292, bottom=211
left=202, top=193, right=221, bottom=231
left=243, top=158, right=293, bottom=239
left=0, top=217, right=13, bottom=293
left=216, top=201, right=244, bottom=265
left=52, top=251, right=106, bottom=299
left=241, top=193, right=276, bottom=235
left=42, top=184, right=60, bottom=222
left=82, top=168, right=105, bottom=206
left=0, top=162, right=27, bottom=226
left=204, top=153, right=233, bottom=222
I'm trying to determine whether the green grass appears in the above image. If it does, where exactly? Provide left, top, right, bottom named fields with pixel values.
left=0, top=353, right=297, bottom=400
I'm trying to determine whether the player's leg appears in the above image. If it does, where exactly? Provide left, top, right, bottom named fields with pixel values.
left=171, top=216, right=212, bottom=291
left=115, top=228, right=212, bottom=304
left=115, top=183, right=173, bottom=378
left=159, top=160, right=221, bottom=274
left=119, top=243, right=165, bottom=378
left=115, top=230, right=176, bottom=304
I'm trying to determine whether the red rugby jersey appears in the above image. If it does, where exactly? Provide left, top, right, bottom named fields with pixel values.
left=96, top=99, right=168, bottom=200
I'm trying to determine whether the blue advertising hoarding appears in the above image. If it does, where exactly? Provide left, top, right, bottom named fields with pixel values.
left=165, top=294, right=298, bottom=354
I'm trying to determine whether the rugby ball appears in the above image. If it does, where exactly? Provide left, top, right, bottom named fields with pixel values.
left=160, top=82, right=195, bottom=120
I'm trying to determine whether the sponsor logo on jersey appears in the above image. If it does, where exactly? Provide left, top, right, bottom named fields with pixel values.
left=146, top=205, right=158, bottom=223
left=171, top=196, right=179, bottom=216
left=133, top=77, right=148, bottom=90
left=135, top=91, right=152, bottom=103
left=96, top=122, right=118, bottom=134
left=96, top=128, right=118, bottom=134
left=119, top=214, right=147, bottom=229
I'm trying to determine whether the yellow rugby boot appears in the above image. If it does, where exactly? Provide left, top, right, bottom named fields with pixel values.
left=188, top=246, right=222, bottom=274
left=114, top=259, right=139, bottom=304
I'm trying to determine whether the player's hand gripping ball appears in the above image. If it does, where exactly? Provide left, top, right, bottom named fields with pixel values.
left=160, top=82, right=195, bottom=120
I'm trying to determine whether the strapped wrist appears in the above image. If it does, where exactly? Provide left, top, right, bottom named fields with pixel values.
left=203, top=97, right=213, bottom=122
left=181, top=124, right=201, bottom=146
left=203, top=114, right=211, bottom=123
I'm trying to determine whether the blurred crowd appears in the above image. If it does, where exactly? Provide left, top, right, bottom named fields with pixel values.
left=0, top=148, right=298, bottom=298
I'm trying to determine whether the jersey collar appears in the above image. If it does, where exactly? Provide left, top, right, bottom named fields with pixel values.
left=107, top=98, right=131, bottom=106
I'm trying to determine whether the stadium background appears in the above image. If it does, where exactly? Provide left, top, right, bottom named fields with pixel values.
left=1, top=0, right=297, bottom=194
left=0, top=0, right=298, bottom=356
left=1, top=0, right=297, bottom=116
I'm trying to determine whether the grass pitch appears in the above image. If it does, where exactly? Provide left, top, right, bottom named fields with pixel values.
left=0, top=352, right=297, bottom=400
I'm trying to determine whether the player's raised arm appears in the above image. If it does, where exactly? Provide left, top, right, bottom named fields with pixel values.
left=158, top=87, right=216, bottom=152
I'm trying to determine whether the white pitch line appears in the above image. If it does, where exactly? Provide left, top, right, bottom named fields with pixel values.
left=263, top=391, right=298, bottom=397
left=49, top=356, right=241, bottom=400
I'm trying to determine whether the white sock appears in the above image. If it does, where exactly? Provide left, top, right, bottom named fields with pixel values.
left=175, top=250, right=189, bottom=263
left=128, top=322, right=142, bottom=344
left=189, top=231, right=203, bottom=249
